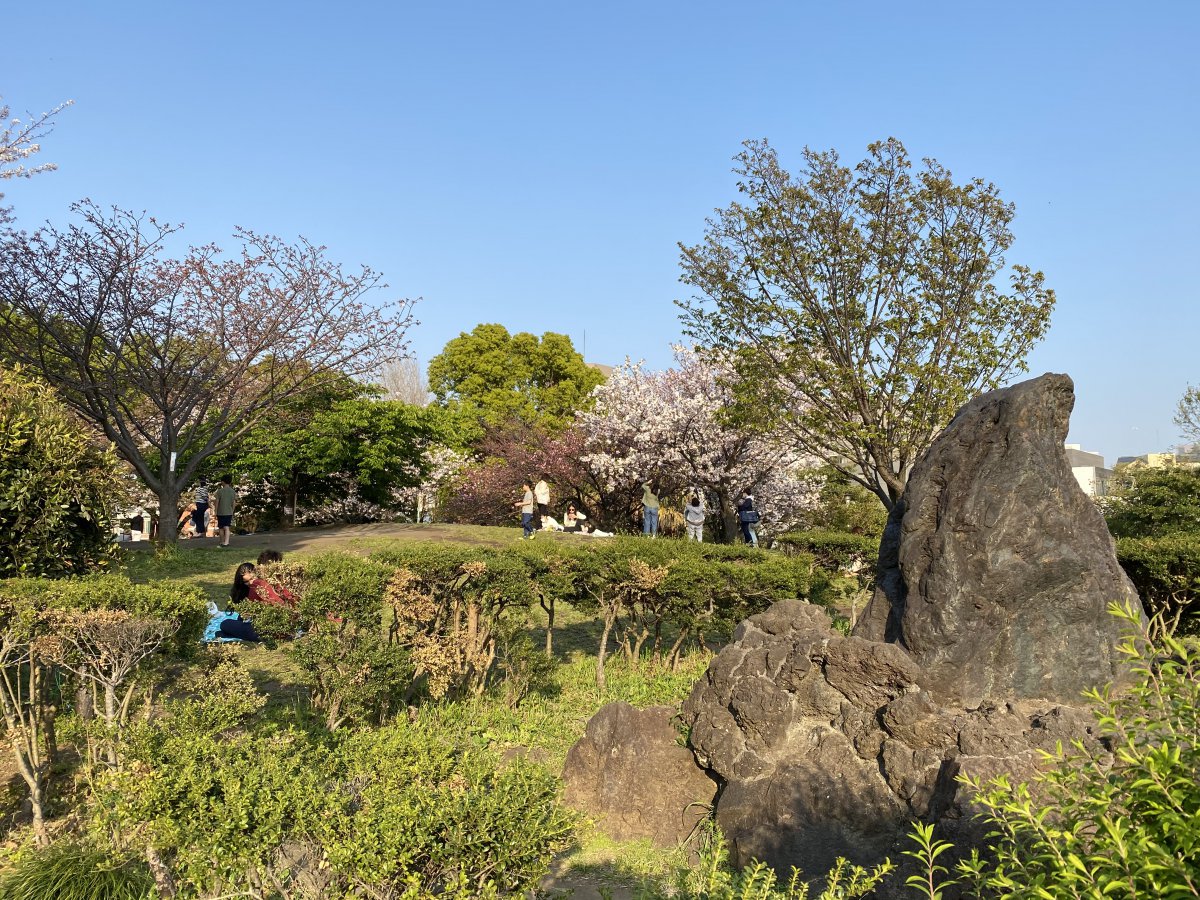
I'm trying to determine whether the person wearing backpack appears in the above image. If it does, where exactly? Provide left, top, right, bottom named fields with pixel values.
left=736, top=489, right=760, bottom=547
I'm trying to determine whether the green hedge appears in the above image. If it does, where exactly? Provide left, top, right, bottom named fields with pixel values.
left=776, top=529, right=878, bottom=574
left=1115, top=534, right=1200, bottom=635
left=267, top=538, right=820, bottom=705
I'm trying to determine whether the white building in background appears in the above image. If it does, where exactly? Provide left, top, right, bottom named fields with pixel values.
left=1065, top=444, right=1113, bottom=497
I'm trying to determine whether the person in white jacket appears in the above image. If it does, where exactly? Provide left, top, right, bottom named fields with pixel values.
left=534, top=475, right=551, bottom=530
left=684, top=495, right=705, bottom=542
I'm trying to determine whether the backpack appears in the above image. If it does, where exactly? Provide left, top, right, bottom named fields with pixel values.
left=738, top=506, right=760, bottom=524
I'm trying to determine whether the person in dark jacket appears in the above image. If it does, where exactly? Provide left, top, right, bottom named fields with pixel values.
left=736, top=489, right=759, bottom=547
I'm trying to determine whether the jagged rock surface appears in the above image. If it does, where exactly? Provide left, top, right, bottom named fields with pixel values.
left=561, top=702, right=717, bottom=848
left=855, top=373, right=1143, bottom=707
left=572, top=374, right=1142, bottom=883
left=682, top=601, right=1107, bottom=880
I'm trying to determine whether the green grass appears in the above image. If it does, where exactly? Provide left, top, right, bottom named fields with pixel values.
left=119, top=545, right=244, bottom=607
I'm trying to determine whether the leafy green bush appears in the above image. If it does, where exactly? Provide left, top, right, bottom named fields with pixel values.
left=320, top=724, right=574, bottom=898
left=97, top=725, right=332, bottom=896
left=92, top=674, right=573, bottom=900
left=1116, top=534, right=1200, bottom=635
left=0, top=842, right=155, bottom=900
left=1104, top=466, right=1200, bottom=538
left=288, top=630, right=414, bottom=728
left=957, top=605, right=1200, bottom=898
left=0, top=575, right=206, bottom=838
left=0, top=367, right=121, bottom=578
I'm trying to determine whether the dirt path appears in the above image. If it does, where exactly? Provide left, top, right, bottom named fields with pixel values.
left=130, top=522, right=517, bottom=556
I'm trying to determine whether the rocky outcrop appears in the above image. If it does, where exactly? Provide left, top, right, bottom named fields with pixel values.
left=571, top=374, right=1143, bottom=880
left=682, top=601, right=1108, bottom=877
left=855, top=373, right=1143, bottom=707
left=562, top=702, right=717, bottom=848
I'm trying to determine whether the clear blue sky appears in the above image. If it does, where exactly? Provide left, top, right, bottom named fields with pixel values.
left=4, top=1, right=1197, bottom=466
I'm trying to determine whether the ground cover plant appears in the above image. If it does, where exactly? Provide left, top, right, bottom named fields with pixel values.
left=5, top=525, right=1189, bottom=900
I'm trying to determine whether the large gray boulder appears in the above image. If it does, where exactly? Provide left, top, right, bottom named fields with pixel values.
left=578, top=374, right=1142, bottom=882
left=855, top=372, right=1143, bottom=707
left=682, top=600, right=1107, bottom=881
left=562, top=702, right=718, bottom=848
left=676, top=374, right=1138, bottom=881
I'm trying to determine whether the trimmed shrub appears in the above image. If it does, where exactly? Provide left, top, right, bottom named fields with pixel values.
left=1116, top=534, right=1200, bottom=635
left=0, top=368, right=120, bottom=578
left=776, top=529, right=878, bottom=575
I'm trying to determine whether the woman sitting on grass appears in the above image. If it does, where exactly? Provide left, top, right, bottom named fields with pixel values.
left=562, top=504, right=613, bottom=537
left=218, top=561, right=297, bottom=642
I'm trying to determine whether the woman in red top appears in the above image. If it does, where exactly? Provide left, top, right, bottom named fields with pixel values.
left=219, top=562, right=296, bottom=641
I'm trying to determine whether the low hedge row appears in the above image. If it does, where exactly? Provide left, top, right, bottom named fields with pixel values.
left=263, top=537, right=821, bottom=709
left=775, top=529, right=879, bottom=576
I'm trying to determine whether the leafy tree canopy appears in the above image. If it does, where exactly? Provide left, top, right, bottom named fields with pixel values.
left=0, top=366, right=120, bottom=576
left=427, top=323, right=604, bottom=433
left=679, top=137, right=1055, bottom=510
left=1175, top=384, right=1200, bottom=446
left=1104, top=466, right=1200, bottom=539
left=804, top=467, right=889, bottom=539
left=216, top=385, right=450, bottom=521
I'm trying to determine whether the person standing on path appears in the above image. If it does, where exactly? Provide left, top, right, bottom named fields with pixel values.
left=642, top=481, right=660, bottom=537
left=193, top=480, right=210, bottom=536
left=515, top=480, right=536, bottom=538
left=534, top=474, right=551, bottom=531
left=684, top=494, right=705, bottom=542
left=214, top=475, right=237, bottom=547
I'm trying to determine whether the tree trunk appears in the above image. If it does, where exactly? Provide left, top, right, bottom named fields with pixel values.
left=146, top=845, right=178, bottom=898
left=717, top=488, right=739, bottom=543
left=540, top=597, right=555, bottom=657
left=288, top=475, right=300, bottom=528
left=104, top=682, right=119, bottom=766
left=155, top=483, right=181, bottom=545
left=595, top=605, right=618, bottom=693
left=28, top=780, right=49, bottom=847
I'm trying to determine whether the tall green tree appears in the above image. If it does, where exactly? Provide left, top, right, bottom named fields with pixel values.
left=1104, top=466, right=1200, bottom=539
left=218, top=388, right=445, bottom=525
left=678, top=138, right=1055, bottom=510
left=0, top=366, right=119, bottom=576
left=1175, top=384, right=1200, bottom=447
left=427, top=323, right=604, bottom=434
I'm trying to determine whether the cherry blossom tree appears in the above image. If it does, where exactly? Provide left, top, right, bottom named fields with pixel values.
left=0, top=202, right=414, bottom=542
left=577, top=347, right=817, bottom=540
left=0, top=96, right=71, bottom=184
left=440, top=424, right=622, bottom=527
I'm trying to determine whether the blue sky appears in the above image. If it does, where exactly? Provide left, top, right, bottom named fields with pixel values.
left=4, top=1, right=1197, bottom=466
